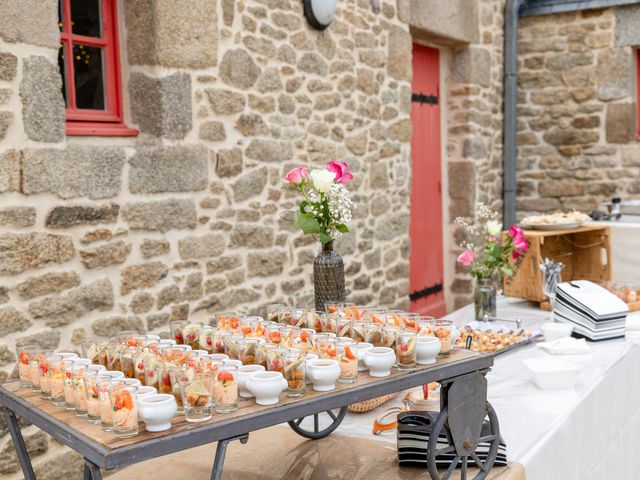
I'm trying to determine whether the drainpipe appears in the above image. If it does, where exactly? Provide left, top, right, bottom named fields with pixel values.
left=503, top=0, right=522, bottom=228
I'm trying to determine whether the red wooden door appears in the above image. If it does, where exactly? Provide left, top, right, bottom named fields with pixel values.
left=409, top=44, right=445, bottom=317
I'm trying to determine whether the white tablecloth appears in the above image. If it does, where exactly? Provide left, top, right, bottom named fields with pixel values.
left=591, top=220, right=640, bottom=284
left=335, top=297, right=640, bottom=480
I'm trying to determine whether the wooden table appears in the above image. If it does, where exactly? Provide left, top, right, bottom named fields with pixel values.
left=0, top=349, right=495, bottom=480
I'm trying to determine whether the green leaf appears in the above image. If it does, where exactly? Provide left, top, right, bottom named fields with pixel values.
left=319, top=232, right=332, bottom=244
left=335, top=224, right=349, bottom=233
left=299, top=200, right=309, bottom=214
left=295, top=212, right=321, bottom=234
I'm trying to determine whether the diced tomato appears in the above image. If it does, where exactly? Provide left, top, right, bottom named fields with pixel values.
left=326, top=346, right=337, bottom=357
left=344, top=345, right=356, bottom=360
left=229, top=317, right=239, bottom=329
left=206, top=337, right=212, bottom=346
left=92, top=385, right=98, bottom=395
left=186, top=332, right=196, bottom=342
left=217, top=371, right=234, bottom=382
left=371, top=314, right=382, bottom=324
left=216, top=341, right=223, bottom=349
left=400, top=344, right=408, bottom=352
left=19, top=352, right=29, bottom=365
left=300, top=331, right=309, bottom=342
left=241, top=326, right=252, bottom=335
left=175, top=333, right=184, bottom=344
left=137, top=363, right=144, bottom=371
left=269, top=331, right=281, bottom=342
left=122, top=391, right=133, bottom=410
left=40, top=362, right=48, bottom=374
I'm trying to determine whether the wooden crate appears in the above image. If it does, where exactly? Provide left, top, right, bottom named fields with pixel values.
left=503, top=225, right=612, bottom=304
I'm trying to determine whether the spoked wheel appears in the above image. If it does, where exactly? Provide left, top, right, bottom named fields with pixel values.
left=427, top=403, right=500, bottom=480
left=287, top=407, right=347, bottom=439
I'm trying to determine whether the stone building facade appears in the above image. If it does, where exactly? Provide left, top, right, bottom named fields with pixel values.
left=516, top=5, right=640, bottom=217
left=0, top=0, right=417, bottom=476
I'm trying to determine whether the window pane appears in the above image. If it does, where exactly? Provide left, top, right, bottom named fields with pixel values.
left=73, top=44, right=106, bottom=110
left=71, top=0, right=102, bottom=37
left=57, top=43, right=69, bottom=107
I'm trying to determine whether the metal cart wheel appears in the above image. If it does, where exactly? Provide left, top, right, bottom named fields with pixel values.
left=426, top=402, right=500, bottom=480
left=287, top=406, right=347, bottom=439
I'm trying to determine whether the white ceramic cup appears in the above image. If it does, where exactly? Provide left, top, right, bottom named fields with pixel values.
left=416, top=336, right=441, bottom=365
left=238, top=365, right=266, bottom=398
left=137, top=386, right=157, bottom=399
left=356, top=342, right=373, bottom=372
left=364, top=347, right=396, bottom=377
left=246, top=371, right=288, bottom=405
left=307, top=359, right=341, bottom=392
left=138, top=394, right=177, bottom=432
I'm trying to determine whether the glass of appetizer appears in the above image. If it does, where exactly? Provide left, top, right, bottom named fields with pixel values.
left=237, top=338, right=260, bottom=365
left=265, top=304, right=284, bottom=323
left=212, top=330, right=230, bottom=355
left=119, top=345, right=137, bottom=379
left=265, top=324, right=283, bottom=345
left=213, top=365, right=238, bottom=413
left=84, top=371, right=103, bottom=424
left=266, top=347, right=287, bottom=373
left=143, top=355, right=160, bottom=389
left=72, top=365, right=88, bottom=417
left=385, top=310, right=406, bottom=329
left=198, top=326, right=216, bottom=353
left=336, top=317, right=352, bottom=338
left=350, top=322, right=367, bottom=343
left=257, top=343, right=275, bottom=369
left=336, top=338, right=358, bottom=383
left=364, top=323, right=384, bottom=347
left=283, top=349, right=306, bottom=397
left=395, top=330, right=417, bottom=371
left=324, top=301, right=356, bottom=316
left=215, top=312, right=242, bottom=332
left=382, top=325, right=398, bottom=349
left=277, top=307, right=293, bottom=326
left=169, top=320, right=188, bottom=345
left=417, top=316, right=436, bottom=335
left=98, top=377, right=120, bottom=431
left=81, top=336, right=107, bottom=365
left=431, top=319, right=453, bottom=355
left=289, top=308, right=307, bottom=329
left=292, top=328, right=315, bottom=354
left=316, top=336, right=337, bottom=360
left=223, top=333, right=245, bottom=360
left=29, top=350, right=49, bottom=392
left=109, top=384, right=139, bottom=437
left=402, top=313, right=420, bottom=332
left=179, top=371, right=212, bottom=422
left=62, top=360, right=76, bottom=411
left=40, top=354, right=60, bottom=400
left=182, top=322, right=202, bottom=350
left=320, top=313, right=338, bottom=334
left=48, top=355, right=66, bottom=407
left=363, top=309, right=386, bottom=325
left=17, top=345, right=37, bottom=388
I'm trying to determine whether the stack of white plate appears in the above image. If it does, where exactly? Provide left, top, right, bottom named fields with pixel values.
left=554, top=280, right=628, bottom=341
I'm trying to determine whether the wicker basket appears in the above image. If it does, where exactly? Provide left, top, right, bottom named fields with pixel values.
left=348, top=393, right=397, bottom=413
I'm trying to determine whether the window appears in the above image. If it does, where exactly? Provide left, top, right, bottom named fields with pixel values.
left=58, top=0, right=136, bottom=136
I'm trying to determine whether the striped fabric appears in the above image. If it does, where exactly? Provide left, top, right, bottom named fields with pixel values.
left=397, top=412, right=507, bottom=468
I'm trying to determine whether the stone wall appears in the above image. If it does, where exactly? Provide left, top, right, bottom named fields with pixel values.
left=516, top=6, right=640, bottom=217
left=0, top=0, right=413, bottom=477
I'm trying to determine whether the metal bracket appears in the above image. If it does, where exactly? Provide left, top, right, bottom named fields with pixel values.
left=409, top=282, right=443, bottom=302
left=5, top=409, right=36, bottom=480
left=210, top=433, right=249, bottom=480
left=411, top=92, right=439, bottom=105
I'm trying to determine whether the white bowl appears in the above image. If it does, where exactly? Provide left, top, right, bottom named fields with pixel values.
left=138, top=394, right=177, bottom=432
left=307, top=359, right=340, bottom=391
left=416, top=336, right=441, bottom=365
left=364, top=347, right=396, bottom=377
left=523, top=357, right=581, bottom=390
left=237, top=365, right=265, bottom=398
left=137, top=386, right=157, bottom=399
left=542, top=322, right=573, bottom=342
left=209, top=354, right=229, bottom=362
left=246, top=371, right=287, bottom=405
left=123, top=378, right=142, bottom=388
left=356, top=342, right=373, bottom=372
left=224, top=359, right=243, bottom=368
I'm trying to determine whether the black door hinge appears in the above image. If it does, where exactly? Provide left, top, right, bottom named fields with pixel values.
left=409, top=282, right=443, bottom=302
left=411, top=93, right=438, bottom=105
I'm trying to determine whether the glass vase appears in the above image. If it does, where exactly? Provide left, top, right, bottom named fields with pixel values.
left=474, top=277, right=497, bottom=321
left=313, top=241, right=345, bottom=312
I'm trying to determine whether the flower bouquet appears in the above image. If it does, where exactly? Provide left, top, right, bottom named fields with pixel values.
left=284, top=162, right=355, bottom=310
left=455, top=204, right=529, bottom=320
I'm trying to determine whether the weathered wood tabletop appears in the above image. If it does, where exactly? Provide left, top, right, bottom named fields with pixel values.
left=0, top=348, right=492, bottom=471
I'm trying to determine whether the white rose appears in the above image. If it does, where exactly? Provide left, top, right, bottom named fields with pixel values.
left=486, top=220, right=502, bottom=237
left=309, top=169, right=335, bottom=193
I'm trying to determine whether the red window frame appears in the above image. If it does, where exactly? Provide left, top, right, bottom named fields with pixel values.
left=59, top=0, right=137, bottom=136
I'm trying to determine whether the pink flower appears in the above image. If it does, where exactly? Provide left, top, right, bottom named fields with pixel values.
left=284, top=166, right=309, bottom=185
left=457, top=250, right=475, bottom=267
left=508, top=225, right=523, bottom=239
left=512, top=251, right=521, bottom=260
left=326, top=161, right=353, bottom=184
left=513, top=235, right=528, bottom=251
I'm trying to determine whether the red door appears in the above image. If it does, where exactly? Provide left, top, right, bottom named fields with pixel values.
left=409, top=44, right=445, bottom=317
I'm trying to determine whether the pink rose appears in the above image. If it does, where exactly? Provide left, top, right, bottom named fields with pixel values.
left=284, top=166, right=309, bottom=185
left=457, top=250, right=475, bottom=267
left=508, top=225, right=523, bottom=239
left=513, top=236, right=528, bottom=251
left=512, top=251, right=521, bottom=260
left=326, top=161, right=353, bottom=184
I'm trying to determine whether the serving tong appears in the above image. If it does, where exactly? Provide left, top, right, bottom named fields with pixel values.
left=481, top=314, right=522, bottom=330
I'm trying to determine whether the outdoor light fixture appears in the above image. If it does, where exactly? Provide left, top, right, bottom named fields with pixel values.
left=303, top=0, right=337, bottom=30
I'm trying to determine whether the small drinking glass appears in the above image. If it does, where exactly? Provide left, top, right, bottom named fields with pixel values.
left=237, top=338, right=260, bottom=365
left=417, top=316, right=436, bottom=335
left=336, top=338, right=358, bottom=384
left=364, top=323, right=384, bottom=347
left=257, top=343, right=275, bottom=369
left=72, top=366, right=88, bottom=417
left=223, top=333, right=245, bottom=360
left=402, top=313, right=420, bottom=332
left=265, top=324, right=283, bottom=345
left=395, top=330, right=417, bottom=371
left=180, top=372, right=213, bottom=421
left=62, top=360, right=76, bottom=410
left=213, top=365, right=238, bottom=413
left=182, top=323, right=202, bottom=350
left=120, top=345, right=137, bottom=379
left=363, top=309, right=386, bottom=325
left=214, top=312, right=243, bottom=332
left=289, top=308, right=307, bottom=328
left=304, top=310, right=323, bottom=332
left=109, top=384, right=139, bottom=438
left=105, top=342, right=120, bottom=371
left=84, top=371, right=103, bottom=424
left=320, top=313, right=338, bottom=334
left=336, top=318, right=352, bottom=337
left=157, top=361, right=175, bottom=395
left=81, top=336, right=107, bottom=364
left=324, top=301, right=355, bottom=316
left=293, top=328, right=315, bottom=354
left=316, top=335, right=337, bottom=360
left=170, top=320, right=188, bottom=345
left=17, top=345, right=37, bottom=388
left=266, top=347, right=286, bottom=373
left=198, top=326, right=216, bottom=353
left=98, top=377, right=119, bottom=431
left=47, top=355, right=66, bottom=407
left=277, top=307, right=293, bottom=325
left=29, top=350, right=49, bottom=392
left=382, top=326, right=398, bottom=348
left=40, top=354, right=61, bottom=400
left=350, top=322, right=367, bottom=343
left=431, top=319, right=453, bottom=355
left=385, top=310, right=406, bottom=328
left=283, top=349, right=306, bottom=397
left=265, top=304, right=284, bottom=323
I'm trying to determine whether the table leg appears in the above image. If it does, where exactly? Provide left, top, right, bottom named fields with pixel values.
left=4, top=408, right=36, bottom=480
left=210, top=433, right=249, bottom=480
left=83, top=460, right=103, bottom=480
